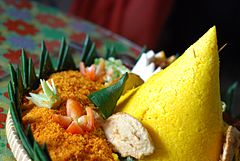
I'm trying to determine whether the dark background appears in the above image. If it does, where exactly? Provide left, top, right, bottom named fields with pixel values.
left=157, top=0, right=240, bottom=113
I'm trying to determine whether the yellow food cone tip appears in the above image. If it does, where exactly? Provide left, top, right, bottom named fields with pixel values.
left=118, top=26, right=223, bottom=161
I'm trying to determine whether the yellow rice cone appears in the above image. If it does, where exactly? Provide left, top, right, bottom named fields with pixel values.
left=118, top=26, right=223, bottom=161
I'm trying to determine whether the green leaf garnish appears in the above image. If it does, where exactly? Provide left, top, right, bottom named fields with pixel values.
left=81, top=35, right=91, bottom=61
left=26, top=124, right=34, bottom=145
left=21, top=49, right=29, bottom=89
left=9, top=64, right=17, bottom=92
left=88, top=73, right=128, bottom=119
left=27, top=79, right=60, bottom=109
left=39, top=42, right=55, bottom=79
left=8, top=81, right=21, bottom=121
left=16, top=66, right=24, bottom=101
left=34, top=142, right=51, bottom=161
left=9, top=64, right=51, bottom=160
left=39, top=41, right=47, bottom=78
left=81, top=35, right=97, bottom=66
left=60, top=45, right=76, bottom=71
left=9, top=102, right=34, bottom=157
left=85, top=43, right=97, bottom=66
left=57, top=37, right=67, bottom=71
left=56, top=37, right=76, bottom=71
left=41, top=144, right=52, bottom=161
left=28, top=58, right=38, bottom=90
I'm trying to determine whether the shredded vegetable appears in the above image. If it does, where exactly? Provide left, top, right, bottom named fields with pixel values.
left=26, top=79, right=61, bottom=109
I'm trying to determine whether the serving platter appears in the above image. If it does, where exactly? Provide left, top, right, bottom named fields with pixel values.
left=5, top=29, right=240, bottom=161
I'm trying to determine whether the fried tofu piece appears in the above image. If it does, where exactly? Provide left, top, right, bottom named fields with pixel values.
left=103, top=112, right=154, bottom=159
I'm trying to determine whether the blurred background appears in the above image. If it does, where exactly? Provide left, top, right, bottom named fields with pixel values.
left=34, top=0, right=240, bottom=111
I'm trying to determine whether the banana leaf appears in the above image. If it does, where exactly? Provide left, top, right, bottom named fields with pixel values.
left=88, top=73, right=128, bottom=119
left=56, top=37, right=66, bottom=71
left=59, top=45, right=76, bottom=71
left=34, top=142, right=51, bottom=161
left=21, top=49, right=29, bottom=89
left=28, top=58, right=38, bottom=90
left=81, top=35, right=97, bottom=66
left=39, top=42, right=55, bottom=79
left=56, top=37, right=76, bottom=71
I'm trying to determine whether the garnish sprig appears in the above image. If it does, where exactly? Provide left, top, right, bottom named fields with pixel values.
left=27, top=79, right=61, bottom=109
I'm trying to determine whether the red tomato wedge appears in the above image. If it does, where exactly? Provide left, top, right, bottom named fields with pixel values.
left=52, top=114, right=72, bottom=129
left=66, top=121, right=84, bottom=134
left=86, top=107, right=95, bottom=131
left=66, top=99, right=85, bottom=120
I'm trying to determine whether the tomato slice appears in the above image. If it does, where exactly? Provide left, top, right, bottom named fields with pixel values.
left=66, top=121, right=84, bottom=134
left=66, top=99, right=85, bottom=120
left=52, top=114, right=72, bottom=129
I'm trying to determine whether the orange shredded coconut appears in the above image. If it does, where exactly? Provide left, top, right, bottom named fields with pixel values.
left=49, top=70, right=104, bottom=106
left=22, top=70, right=114, bottom=161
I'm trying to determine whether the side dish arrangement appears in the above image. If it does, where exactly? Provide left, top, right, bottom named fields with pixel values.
left=6, top=26, right=240, bottom=161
